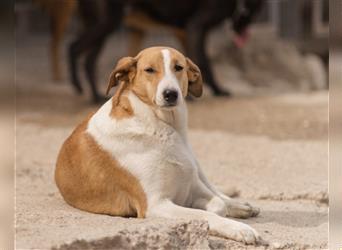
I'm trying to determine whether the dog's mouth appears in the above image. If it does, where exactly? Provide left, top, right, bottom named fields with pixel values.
left=154, top=98, right=179, bottom=109
left=163, top=102, right=178, bottom=107
left=159, top=102, right=178, bottom=110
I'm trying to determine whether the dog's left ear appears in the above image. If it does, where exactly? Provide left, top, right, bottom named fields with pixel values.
left=186, top=58, right=203, bottom=97
left=106, top=57, right=137, bottom=95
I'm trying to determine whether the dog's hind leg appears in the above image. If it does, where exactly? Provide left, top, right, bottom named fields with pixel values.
left=148, top=200, right=261, bottom=244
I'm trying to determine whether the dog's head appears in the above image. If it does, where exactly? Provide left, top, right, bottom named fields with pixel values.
left=106, top=47, right=202, bottom=109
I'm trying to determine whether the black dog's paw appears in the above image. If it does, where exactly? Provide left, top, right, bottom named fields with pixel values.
left=71, top=79, right=84, bottom=95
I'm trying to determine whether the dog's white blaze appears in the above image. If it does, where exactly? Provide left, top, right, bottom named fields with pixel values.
left=155, top=49, right=182, bottom=106
left=162, top=49, right=172, bottom=76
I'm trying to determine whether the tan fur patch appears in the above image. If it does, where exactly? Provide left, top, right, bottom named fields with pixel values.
left=130, top=49, right=164, bottom=106
left=55, top=116, right=147, bottom=218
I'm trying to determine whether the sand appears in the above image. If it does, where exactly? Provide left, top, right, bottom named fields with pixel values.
left=15, top=34, right=328, bottom=249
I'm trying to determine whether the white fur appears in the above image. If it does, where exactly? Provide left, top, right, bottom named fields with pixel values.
left=86, top=50, right=261, bottom=244
left=87, top=93, right=193, bottom=206
left=155, top=49, right=183, bottom=107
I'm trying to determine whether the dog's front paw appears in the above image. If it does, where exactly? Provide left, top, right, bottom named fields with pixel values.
left=226, top=200, right=260, bottom=219
left=227, top=221, right=261, bottom=244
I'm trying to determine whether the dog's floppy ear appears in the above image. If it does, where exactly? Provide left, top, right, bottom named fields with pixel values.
left=106, top=57, right=137, bottom=95
left=186, top=58, right=203, bottom=97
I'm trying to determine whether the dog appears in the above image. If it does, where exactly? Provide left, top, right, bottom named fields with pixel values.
left=68, top=0, right=263, bottom=103
left=55, top=47, right=261, bottom=244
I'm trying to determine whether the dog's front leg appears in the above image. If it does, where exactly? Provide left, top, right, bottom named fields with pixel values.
left=190, top=175, right=257, bottom=220
left=193, top=158, right=260, bottom=219
left=219, top=195, right=260, bottom=219
left=147, top=200, right=261, bottom=244
left=190, top=178, right=228, bottom=217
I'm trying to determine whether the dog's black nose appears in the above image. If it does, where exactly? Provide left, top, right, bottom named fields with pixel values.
left=163, top=89, right=178, bottom=104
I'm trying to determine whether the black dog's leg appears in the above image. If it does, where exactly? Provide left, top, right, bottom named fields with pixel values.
left=83, top=2, right=123, bottom=103
left=68, top=0, right=123, bottom=102
left=186, top=9, right=231, bottom=97
left=68, top=40, right=84, bottom=94
left=68, top=0, right=100, bottom=95
left=84, top=23, right=117, bottom=103
left=69, top=30, right=110, bottom=97
left=67, top=0, right=101, bottom=95
left=85, top=42, right=106, bottom=103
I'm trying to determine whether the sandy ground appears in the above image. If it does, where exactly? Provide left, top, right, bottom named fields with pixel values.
left=15, top=34, right=328, bottom=249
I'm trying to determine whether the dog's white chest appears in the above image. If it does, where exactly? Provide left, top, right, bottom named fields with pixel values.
left=87, top=96, right=198, bottom=207
left=124, top=129, right=196, bottom=203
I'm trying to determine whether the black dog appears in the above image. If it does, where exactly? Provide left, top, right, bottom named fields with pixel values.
left=69, top=0, right=263, bottom=103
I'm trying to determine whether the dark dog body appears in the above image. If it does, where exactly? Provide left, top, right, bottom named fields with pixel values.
left=70, top=0, right=262, bottom=102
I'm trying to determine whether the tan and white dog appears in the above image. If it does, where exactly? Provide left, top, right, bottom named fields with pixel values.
left=55, top=47, right=261, bottom=244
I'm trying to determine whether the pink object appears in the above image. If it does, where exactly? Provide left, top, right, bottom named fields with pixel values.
left=233, top=29, right=250, bottom=48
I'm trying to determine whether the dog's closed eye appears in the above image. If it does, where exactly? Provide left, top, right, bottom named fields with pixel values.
left=144, top=67, right=155, bottom=74
left=174, top=64, right=183, bottom=72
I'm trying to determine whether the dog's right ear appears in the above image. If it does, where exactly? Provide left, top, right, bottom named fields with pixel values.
left=186, top=58, right=203, bottom=97
left=106, top=57, right=137, bottom=95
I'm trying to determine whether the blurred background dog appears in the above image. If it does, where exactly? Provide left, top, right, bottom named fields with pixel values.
left=28, top=0, right=328, bottom=103
left=35, top=0, right=263, bottom=102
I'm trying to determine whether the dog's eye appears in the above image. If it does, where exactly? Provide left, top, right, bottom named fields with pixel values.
left=174, top=64, right=183, bottom=72
left=144, top=67, right=155, bottom=73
